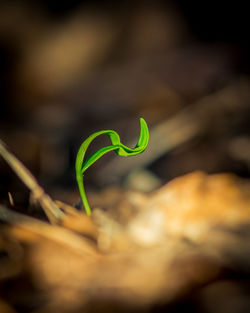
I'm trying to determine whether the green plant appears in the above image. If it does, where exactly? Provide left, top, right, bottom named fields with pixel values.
left=75, top=118, right=149, bottom=215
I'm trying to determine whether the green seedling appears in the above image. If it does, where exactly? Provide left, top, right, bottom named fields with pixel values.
left=75, top=118, right=149, bottom=215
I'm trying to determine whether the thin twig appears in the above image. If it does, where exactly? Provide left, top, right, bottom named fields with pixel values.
left=0, top=140, right=63, bottom=224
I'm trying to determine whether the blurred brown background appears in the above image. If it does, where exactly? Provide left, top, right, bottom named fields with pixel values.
left=1, top=2, right=250, bottom=313
left=0, top=0, right=250, bottom=206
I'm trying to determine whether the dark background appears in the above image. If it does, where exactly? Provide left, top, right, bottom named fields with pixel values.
left=1, top=0, right=250, bottom=204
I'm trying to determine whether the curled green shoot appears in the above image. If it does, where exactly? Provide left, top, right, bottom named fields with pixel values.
left=75, top=118, right=149, bottom=215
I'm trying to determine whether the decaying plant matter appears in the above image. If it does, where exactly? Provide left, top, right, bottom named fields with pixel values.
left=1, top=139, right=250, bottom=313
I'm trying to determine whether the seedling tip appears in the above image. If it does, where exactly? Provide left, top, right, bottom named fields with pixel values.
left=75, top=118, right=149, bottom=215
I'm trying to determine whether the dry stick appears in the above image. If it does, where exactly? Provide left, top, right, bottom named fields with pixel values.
left=0, top=204, right=98, bottom=257
left=98, top=79, right=250, bottom=183
left=0, top=140, right=63, bottom=224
